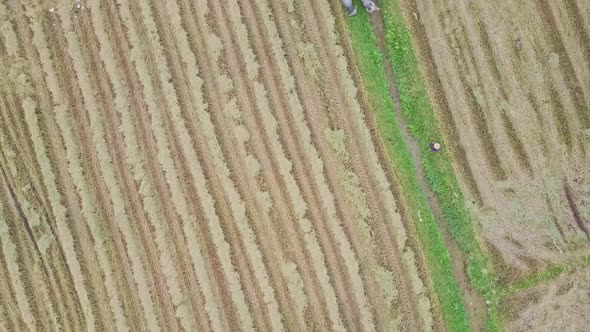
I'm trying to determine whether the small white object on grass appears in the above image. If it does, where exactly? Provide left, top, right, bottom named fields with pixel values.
left=49, top=7, right=55, bottom=13
left=430, top=142, right=441, bottom=152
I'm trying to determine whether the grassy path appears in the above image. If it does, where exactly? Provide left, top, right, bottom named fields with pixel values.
left=340, top=0, right=503, bottom=330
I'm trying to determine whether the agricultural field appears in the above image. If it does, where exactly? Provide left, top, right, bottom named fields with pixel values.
left=0, top=0, right=451, bottom=330
left=384, top=0, right=590, bottom=329
left=399, top=0, right=590, bottom=275
left=1, top=0, right=589, bottom=331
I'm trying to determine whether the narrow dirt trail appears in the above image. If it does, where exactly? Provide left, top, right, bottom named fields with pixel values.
left=369, top=11, right=487, bottom=331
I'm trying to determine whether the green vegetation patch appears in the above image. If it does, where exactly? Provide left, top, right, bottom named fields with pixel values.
left=344, top=8, right=470, bottom=332
left=378, top=1, right=503, bottom=330
left=502, top=256, right=590, bottom=298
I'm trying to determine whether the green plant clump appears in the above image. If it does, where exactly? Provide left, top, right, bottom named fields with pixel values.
left=345, top=9, right=472, bottom=332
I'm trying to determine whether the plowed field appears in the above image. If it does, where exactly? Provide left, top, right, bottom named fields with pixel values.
left=0, top=0, right=440, bottom=330
left=400, top=0, right=590, bottom=278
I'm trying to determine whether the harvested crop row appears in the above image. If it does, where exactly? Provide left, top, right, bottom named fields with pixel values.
left=98, top=0, right=204, bottom=329
left=229, top=0, right=373, bottom=330
left=0, top=167, right=66, bottom=331
left=293, top=0, right=433, bottom=330
left=158, top=1, right=286, bottom=330
left=10, top=2, right=102, bottom=328
left=0, top=139, right=36, bottom=332
left=403, top=0, right=590, bottom=284
left=57, top=6, right=158, bottom=330
left=1, top=9, right=79, bottom=329
left=0, top=164, right=68, bottom=332
left=436, top=0, right=510, bottom=180
left=251, top=0, right=403, bottom=329
left=144, top=0, right=275, bottom=329
left=115, top=0, right=220, bottom=329
left=3, top=91, right=85, bottom=332
left=72, top=7, right=172, bottom=330
left=537, top=0, right=590, bottom=127
left=132, top=0, right=272, bottom=329
left=263, top=1, right=408, bottom=329
left=177, top=0, right=310, bottom=329
left=0, top=224, right=25, bottom=331
left=0, top=0, right=459, bottom=329
left=42, top=8, right=133, bottom=330
left=468, top=16, right=534, bottom=175
left=244, top=1, right=377, bottom=329
left=210, top=1, right=347, bottom=330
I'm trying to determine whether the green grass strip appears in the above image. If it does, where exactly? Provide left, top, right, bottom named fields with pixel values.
left=344, top=9, right=470, bottom=332
left=377, top=0, right=504, bottom=330
left=502, top=256, right=590, bottom=299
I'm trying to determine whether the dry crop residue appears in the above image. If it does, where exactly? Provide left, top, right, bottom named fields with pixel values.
left=503, top=265, right=590, bottom=332
left=0, top=0, right=437, bottom=330
left=400, top=0, right=590, bottom=279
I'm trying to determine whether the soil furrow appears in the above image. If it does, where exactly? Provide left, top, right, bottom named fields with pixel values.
left=207, top=0, right=343, bottom=329
left=11, top=2, right=102, bottom=328
left=177, top=0, right=305, bottom=329
left=149, top=1, right=273, bottom=329
left=500, top=111, right=533, bottom=177
left=263, top=1, right=397, bottom=329
left=97, top=1, right=197, bottom=330
left=114, top=0, right=226, bottom=329
left=535, top=0, right=590, bottom=129
left=230, top=0, right=370, bottom=330
left=73, top=9, right=167, bottom=330
left=548, top=86, right=574, bottom=149
left=47, top=9, right=131, bottom=330
left=126, top=0, right=256, bottom=329
left=564, top=181, right=590, bottom=241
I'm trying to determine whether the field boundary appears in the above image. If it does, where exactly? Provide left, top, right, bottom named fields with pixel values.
left=339, top=2, right=475, bottom=331
left=376, top=1, right=505, bottom=330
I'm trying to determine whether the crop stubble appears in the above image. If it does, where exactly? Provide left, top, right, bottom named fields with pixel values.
left=1, top=0, right=440, bottom=330
left=401, top=0, right=590, bottom=277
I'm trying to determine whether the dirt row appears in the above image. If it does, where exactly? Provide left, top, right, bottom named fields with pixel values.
left=0, top=0, right=438, bottom=330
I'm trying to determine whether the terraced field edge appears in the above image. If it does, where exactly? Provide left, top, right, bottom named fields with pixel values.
left=341, top=5, right=471, bottom=332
